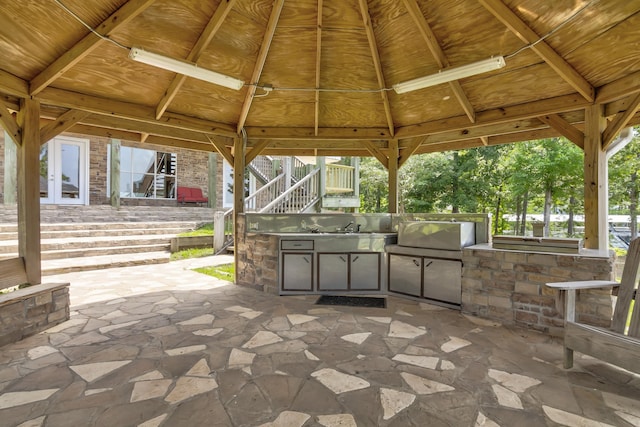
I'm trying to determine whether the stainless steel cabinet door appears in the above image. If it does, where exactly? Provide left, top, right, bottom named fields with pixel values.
left=282, top=253, right=313, bottom=291
left=423, top=258, right=461, bottom=304
left=350, top=253, right=380, bottom=290
left=318, top=253, right=349, bottom=290
left=388, top=254, right=421, bottom=296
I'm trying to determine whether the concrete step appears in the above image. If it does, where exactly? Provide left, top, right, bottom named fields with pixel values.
left=41, top=251, right=171, bottom=275
left=0, top=221, right=200, bottom=235
left=40, top=243, right=170, bottom=260
left=0, top=234, right=176, bottom=254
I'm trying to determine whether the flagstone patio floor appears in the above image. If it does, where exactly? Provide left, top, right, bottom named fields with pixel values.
left=0, top=255, right=639, bottom=426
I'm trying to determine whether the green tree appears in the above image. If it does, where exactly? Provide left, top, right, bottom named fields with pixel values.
left=358, top=157, right=388, bottom=213
left=609, top=130, right=640, bottom=239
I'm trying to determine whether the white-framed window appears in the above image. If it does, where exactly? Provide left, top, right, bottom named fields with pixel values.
left=119, top=146, right=177, bottom=199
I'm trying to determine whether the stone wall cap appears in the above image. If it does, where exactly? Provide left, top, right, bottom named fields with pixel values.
left=0, top=282, right=70, bottom=307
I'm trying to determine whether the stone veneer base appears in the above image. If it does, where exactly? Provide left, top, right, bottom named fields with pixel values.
left=0, top=282, right=70, bottom=347
left=461, top=245, right=615, bottom=336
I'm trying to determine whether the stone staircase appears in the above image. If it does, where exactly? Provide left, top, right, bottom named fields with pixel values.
left=0, top=205, right=216, bottom=275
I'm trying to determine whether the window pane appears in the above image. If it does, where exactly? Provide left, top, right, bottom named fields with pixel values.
left=132, top=173, right=155, bottom=197
left=40, top=144, right=49, bottom=198
left=132, top=148, right=155, bottom=174
left=120, top=171, right=133, bottom=197
left=121, top=146, right=132, bottom=172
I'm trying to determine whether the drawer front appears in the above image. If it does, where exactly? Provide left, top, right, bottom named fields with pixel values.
left=281, top=240, right=314, bottom=250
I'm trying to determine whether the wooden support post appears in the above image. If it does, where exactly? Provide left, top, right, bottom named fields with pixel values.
left=352, top=157, right=360, bottom=213
left=16, top=98, right=41, bottom=284
left=110, top=139, right=120, bottom=208
left=583, top=105, right=608, bottom=250
left=388, top=139, right=399, bottom=213
left=3, top=131, right=18, bottom=204
left=317, top=156, right=326, bottom=213
left=233, top=136, right=244, bottom=284
left=208, top=152, right=218, bottom=209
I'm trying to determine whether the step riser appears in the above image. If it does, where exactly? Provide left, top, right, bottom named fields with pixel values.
left=0, top=222, right=200, bottom=233
left=42, top=256, right=170, bottom=275
left=41, top=245, right=170, bottom=260
left=0, top=238, right=174, bottom=254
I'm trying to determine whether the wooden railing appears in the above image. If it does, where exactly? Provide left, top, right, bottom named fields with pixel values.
left=325, top=164, right=355, bottom=193
left=245, top=174, right=287, bottom=211
left=260, top=168, right=320, bottom=213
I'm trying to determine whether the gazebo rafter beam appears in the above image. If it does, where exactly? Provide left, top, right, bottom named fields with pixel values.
left=479, top=0, right=594, bottom=102
left=358, top=0, right=395, bottom=136
left=236, top=0, right=285, bottom=133
left=155, top=0, right=237, bottom=120
left=402, top=0, right=476, bottom=123
left=30, top=0, right=156, bottom=95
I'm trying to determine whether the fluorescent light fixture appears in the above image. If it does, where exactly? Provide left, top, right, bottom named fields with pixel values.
left=129, top=47, right=244, bottom=90
left=392, top=56, right=506, bottom=94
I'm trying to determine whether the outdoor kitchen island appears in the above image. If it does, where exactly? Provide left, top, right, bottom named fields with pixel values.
left=235, top=213, right=490, bottom=302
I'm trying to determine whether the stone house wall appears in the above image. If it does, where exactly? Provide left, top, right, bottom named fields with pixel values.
left=462, top=246, right=615, bottom=336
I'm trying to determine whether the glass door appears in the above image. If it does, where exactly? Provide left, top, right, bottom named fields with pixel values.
left=40, top=137, right=88, bottom=205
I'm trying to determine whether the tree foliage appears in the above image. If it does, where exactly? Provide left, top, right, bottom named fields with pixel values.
left=358, top=128, right=639, bottom=239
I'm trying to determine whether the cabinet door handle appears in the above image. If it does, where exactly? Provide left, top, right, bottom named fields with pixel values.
left=339, top=256, right=347, bottom=263
left=424, top=261, right=433, bottom=269
left=352, top=255, right=359, bottom=263
left=413, top=259, right=420, bottom=267
left=303, top=256, right=310, bottom=264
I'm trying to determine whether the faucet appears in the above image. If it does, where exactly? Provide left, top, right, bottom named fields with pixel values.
left=343, top=221, right=355, bottom=232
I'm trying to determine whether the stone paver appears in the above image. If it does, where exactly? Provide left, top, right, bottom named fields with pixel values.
left=0, top=254, right=638, bottom=426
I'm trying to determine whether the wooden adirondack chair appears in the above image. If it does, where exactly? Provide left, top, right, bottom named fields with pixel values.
left=546, top=237, right=640, bottom=374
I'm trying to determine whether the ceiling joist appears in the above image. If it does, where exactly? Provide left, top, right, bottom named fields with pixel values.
left=30, top=0, right=156, bottom=95
left=155, top=0, right=237, bottom=120
left=314, top=0, right=323, bottom=136
left=479, top=0, right=595, bottom=102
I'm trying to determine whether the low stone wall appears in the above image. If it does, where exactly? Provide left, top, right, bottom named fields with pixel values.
left=235, top=216, right=279, bottom=294
left=0, top=283, right=70, bottom=347
left=462, top=245, right=615, bottom=336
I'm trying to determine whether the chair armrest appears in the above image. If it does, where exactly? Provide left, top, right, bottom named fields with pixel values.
left=545, top=280, right=618, bottom=323
left=545, top=280, right=618, bottom=291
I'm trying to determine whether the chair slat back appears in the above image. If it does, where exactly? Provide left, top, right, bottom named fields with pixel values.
left=612, top=237, right=640, bottom=335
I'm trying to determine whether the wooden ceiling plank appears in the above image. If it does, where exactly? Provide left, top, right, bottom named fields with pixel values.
left=402, top=0, right=476, bottom=123
left=155, top=0, right=237, bottom=120
left=314, top=0, right=323, bottom=136
left=207, top=135, right=234, bottom=165
left=602, top=92, right=640, bottom=150
left=36, top=87, right=237, bottom=136
left=245, top=139, right=271, bottom=164
left=39, top=109, right=91, bottom=144
left=30, top=0, right=156, bottom=95
left=236, top=0, right=285, bottom=133
left=479, top=0, right=595, bottom=102
left=0, top=70, right=29, bottom=98
left=363, top=140, right=389, bottom=169
left=597, top=69, right=640, bottom=104
left=398, top=137, right=424, bottom=168
left=396, top=93, right=589, bottom=139
left=0, top=98, right=21, bottom=145
left=538, top=114, right=584, bottom=149
left=358, top=0, right=395, bottom=136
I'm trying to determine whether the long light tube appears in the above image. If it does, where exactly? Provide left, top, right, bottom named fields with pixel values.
left=129, top=47, right=245, bottom=90
left=392, top=56, right=506, bottom=94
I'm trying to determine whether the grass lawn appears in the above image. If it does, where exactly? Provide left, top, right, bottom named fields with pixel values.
left=179, top=223, right=213, bottom=237
left=170, top=247, right=214, bottom=261
left=194, top=263, right=234, bottom=282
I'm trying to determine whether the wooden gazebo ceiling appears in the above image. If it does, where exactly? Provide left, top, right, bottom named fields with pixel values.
left=1, top=0, right=640, bottom=158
